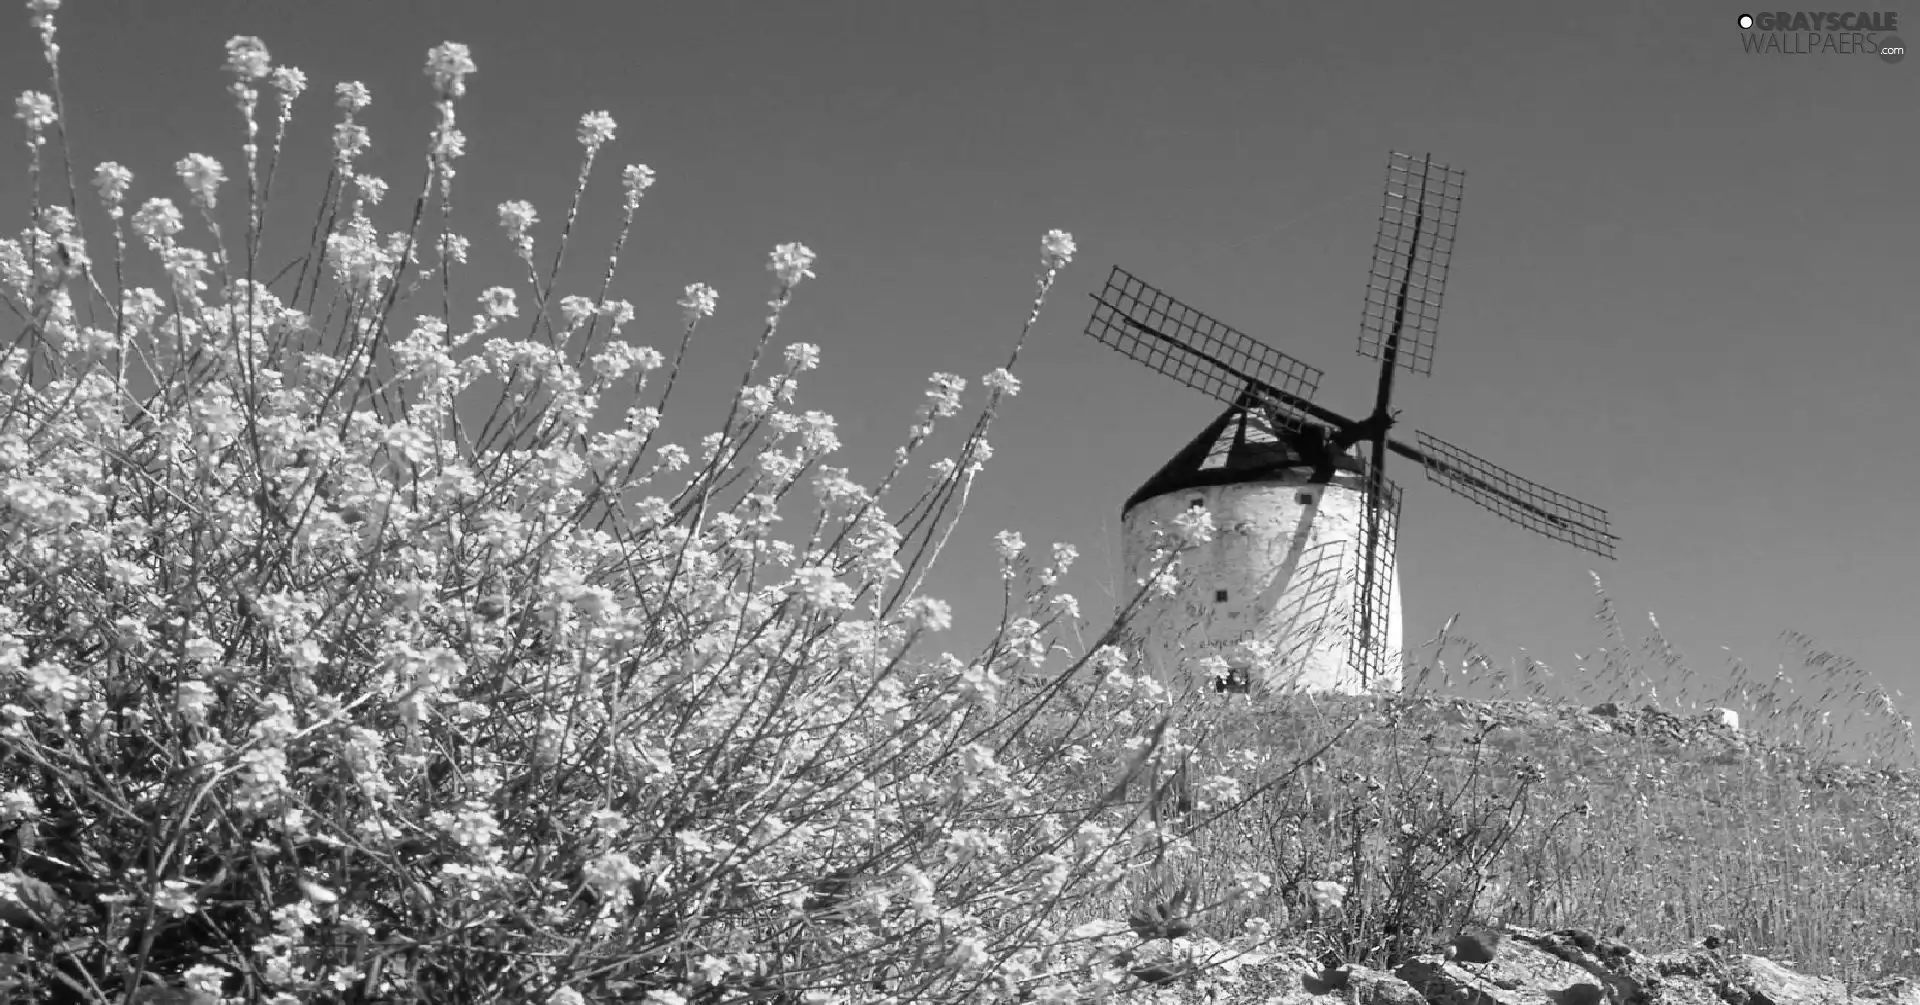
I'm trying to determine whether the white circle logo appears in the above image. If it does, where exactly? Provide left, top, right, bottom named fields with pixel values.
left=1738, top=13, right=1754, bottom=28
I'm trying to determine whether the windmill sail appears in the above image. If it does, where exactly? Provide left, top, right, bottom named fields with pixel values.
left=1358, top=153, right=1464, bottom=378
left=1347, top=468, right=1403, bottom=685
left=1087, top=266, right=1323, bottom=427
left=1401, top=430, right=1617, bottom=559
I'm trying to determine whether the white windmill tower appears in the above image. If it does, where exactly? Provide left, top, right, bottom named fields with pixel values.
left=1085, top=153, right=1619, bottom=697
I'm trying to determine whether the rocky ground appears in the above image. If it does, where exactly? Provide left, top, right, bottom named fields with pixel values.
left=1188, top=923, right=1919, bottom=1005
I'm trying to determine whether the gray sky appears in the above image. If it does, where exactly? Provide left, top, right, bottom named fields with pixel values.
left=6, top=0, right=1914, bottom=752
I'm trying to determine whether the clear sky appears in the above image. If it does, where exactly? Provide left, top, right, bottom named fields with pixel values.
left=6, top=1, right=1915, bottom=752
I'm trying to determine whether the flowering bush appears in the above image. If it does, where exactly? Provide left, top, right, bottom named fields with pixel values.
left=0, top=3, right=1283, bottom=1002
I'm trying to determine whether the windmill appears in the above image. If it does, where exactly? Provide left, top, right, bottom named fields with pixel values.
left=1086, top=152, right=1617, bottom=696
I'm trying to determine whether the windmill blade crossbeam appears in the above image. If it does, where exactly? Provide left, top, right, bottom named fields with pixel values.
left=1087, top=266, right=1325, bottom=423
left=1358, top=153, right=1465, bottom=378
left=1402, top=430, right=1618, bottom=559
left=1348, top=473, right=1403, bottom=687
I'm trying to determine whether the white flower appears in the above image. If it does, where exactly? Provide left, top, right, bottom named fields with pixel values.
left=904, top=597, right=952, bottom=632
left=183, top=964, right=228, bottom=996
left=177, top=681, right=216, bottom=725
left=993, top=530, right=1025, bottom=562
left=583, top=851, right=643, bottom=898
left=175, top=154, right=225, bottom=209
left=154, top=879, right=199, bottom=918
left=600, top=298, right=636, bottom=329
left=812, top=468, right=867, bottom=511
left=353, top=174, right=387, bottom=205
left=131, top=199, right=183, bottom=242
left=1172, top=506, right=1215, bottom=545
left=429, top=801, right=500, bottom=852
left=478, top=287, right=517, bottom=318
left=547, top=989, right=587, bottom=1005
left=678, top=282, right=717, bottom=324
left=92, top=162, right=132, bottom=205
left=335, top=81, right=371, bottom=112
left=224, top=36, right=272, bottom=79
left=622, top=164, right=656, bottom=211
left=784, top=342, right=820, bottom=371
left=559, top=295, right=596, bottom=326
left=13, top=91, right=55, bottom=134
left=1041, top=228, right=1076, bottom=270
left=497, top=200, right=538, bottom=238
left=925, top=373, right=965, bottom=417
left=424, top=42, right=477, bottom=99
left=434, top=126, right=466, bottom=166
left=332, top=122, right=370, bottom=161
left=26, top=662, right=80, bottom=713
left=577, top=110, right=616, bottom=149
left=768, top=242, right=816, bottom=287
left=982, top=368, right=1020, bottom=397
left=790, top=565, right=853, bottom=610
left=799, top=411, right=839, bottom=454
left=270, top=66, right=307, bottom=100
left=568, top=585, right=619, bottom=619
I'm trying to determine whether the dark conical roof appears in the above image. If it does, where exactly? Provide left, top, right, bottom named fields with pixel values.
left=1122, top=396, right=1365, bottom=514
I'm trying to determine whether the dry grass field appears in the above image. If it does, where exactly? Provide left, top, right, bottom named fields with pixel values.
left=1076, top=586, right=1920, bottom=983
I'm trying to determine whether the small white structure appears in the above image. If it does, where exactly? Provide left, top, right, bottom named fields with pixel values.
left=1120, top=403, right=1403, bottom=696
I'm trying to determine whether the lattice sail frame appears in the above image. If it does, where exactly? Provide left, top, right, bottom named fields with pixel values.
left=1347, top=473, right=1403, bottom=686
left=1088, top=266, right=1323, bottom=428
left=1412, top=430, right=1618, bottom=560
left=1358, top=153, right=1465, bottom=378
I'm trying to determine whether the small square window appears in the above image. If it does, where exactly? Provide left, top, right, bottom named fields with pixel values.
left=1214, top=589, right=1229, bottom=603
left=1296, top=492, right=1315, bottom=505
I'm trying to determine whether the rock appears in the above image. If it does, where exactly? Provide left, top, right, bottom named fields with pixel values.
left=1350, top=964, right=1432, bottom=1005
left=1248, top=957, right=1426, bottom=1005
left=1210, top=923, right=1913, bottom=1005
left=1399, top=927, right=1599, bottom=1005
left=1850, top=976, right=1920, bottom=1005
left=1452, top=929, right=1505, bottom=965
left=1734, top=955, right=1850, bottom=1005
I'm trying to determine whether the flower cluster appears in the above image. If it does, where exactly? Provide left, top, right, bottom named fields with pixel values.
left=0, top=7, right=1273, bottom=1004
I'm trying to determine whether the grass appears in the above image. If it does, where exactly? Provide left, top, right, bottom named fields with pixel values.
left=1069, top=578, right=1920, bottom=985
